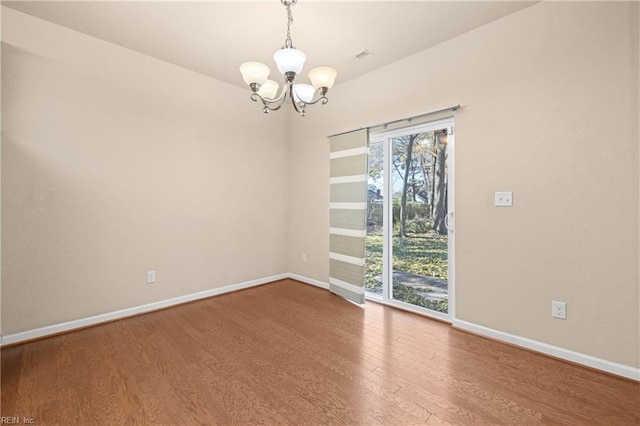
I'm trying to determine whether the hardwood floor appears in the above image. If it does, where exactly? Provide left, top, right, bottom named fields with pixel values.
left=2, top=279, right=639, bottom=425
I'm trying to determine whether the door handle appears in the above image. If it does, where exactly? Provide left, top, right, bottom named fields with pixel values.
left=445, top=212, right=454, bottom=232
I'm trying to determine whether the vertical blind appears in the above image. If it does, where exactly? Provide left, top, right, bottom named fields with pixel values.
left=328, top=129, right=368, bottom=304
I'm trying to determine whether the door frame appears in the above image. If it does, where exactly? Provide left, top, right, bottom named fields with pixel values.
left=367, top=118, right=455, bottom=322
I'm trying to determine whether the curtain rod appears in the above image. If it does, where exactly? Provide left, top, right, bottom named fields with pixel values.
left=328, top=104, right=460, bottom=138
left=368, top=104, right=460, bottom=131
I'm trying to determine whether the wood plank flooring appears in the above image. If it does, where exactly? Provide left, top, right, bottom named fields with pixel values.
left=2, top=279, right=639, bottom=425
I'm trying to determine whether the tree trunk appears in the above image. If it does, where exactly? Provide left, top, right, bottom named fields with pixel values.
left=431, top=133, right=447, bottom=235
left=399, top=134, right=417, bottom=238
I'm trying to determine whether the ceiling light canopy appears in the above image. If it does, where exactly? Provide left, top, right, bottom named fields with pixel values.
left=239, top=0, right=337, bottom=116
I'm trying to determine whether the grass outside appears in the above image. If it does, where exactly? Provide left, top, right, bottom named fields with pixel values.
left=365, top=231, right=449, bottom=313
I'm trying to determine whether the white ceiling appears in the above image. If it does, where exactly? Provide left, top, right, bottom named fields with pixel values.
left=3, top=0, right=537, bottom=89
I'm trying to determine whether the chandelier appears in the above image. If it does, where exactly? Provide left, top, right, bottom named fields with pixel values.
left=239, top=0, right=337, bottom=116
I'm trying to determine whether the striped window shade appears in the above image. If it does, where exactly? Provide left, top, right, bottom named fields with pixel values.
left=328, top=129, right=368, bottom=304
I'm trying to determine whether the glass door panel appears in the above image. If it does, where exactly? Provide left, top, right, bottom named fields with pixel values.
left=365, top=140, right=384, bottom=298
left=366, top=119, right=453, bottom=319
left=390, top=130, right=449, bottom=314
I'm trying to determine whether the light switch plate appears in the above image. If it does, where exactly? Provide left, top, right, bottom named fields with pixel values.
left=495, top=191, right=513, bottom=207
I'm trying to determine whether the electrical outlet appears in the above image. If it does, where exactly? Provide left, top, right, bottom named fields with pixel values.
left=146, top=270, right=156, bottom=284
left=552, top=301, right=566, bottom=319
left=301, top=253, right=307, bottom=263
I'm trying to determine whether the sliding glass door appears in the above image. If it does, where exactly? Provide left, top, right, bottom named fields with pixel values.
left=365, top=119, right=454, bottom=320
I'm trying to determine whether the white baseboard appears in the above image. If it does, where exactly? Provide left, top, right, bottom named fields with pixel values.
left=286, top=273, right=330, bottom=290
left=453, top=319, right=640, bottom=382
left=2, top=274, right=637, bottom=382
left=0, top=273, right=289, bottom=347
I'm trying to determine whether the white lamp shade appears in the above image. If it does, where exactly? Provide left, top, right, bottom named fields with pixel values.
left=273, top=48, right=306, bottom=75
left=257, top=80, right=279, bottom=99
left=293, top=83, right=315, bottom=104
left=308, top=67, right=337, bottom=90
left=239, top=62, right=270, bottom=86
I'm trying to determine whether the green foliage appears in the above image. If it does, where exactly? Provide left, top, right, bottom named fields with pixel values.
left=392, top=233, right=448, bottom=279
left=405, top=217, right=430, bottom=234
left=390, top=201, right=432, bottom=234
left=367, top=203, right=383, bottom=232
left=364, top=231, right=448, bottom=313
left=392, top=284, right=448, bottom=313
left=365, top=234, right=384, bottom=290
left=391, top=200, right=428, bottom=220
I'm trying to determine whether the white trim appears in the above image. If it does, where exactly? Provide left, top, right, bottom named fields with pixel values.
left=286, top=273, right=330, bottom=290
left=2, top=271, right=637, bottom=381
left=329, top=147, right=368, bottom=159
left=447, top=130, right=456, bottom=321
left=329, top=202, right=366, bottom=210
left=382, top=129, right=391, bottom=301
left=330, top=175, right=366, bottom=184
left=329, top=252, right=365, bottom=266
left=329, top=277, right=365, bottom=295
left=371, top=117, right=456, bottom=317
left=453, top=319, right=640, bottom=382
left=0, top=274, right=288, bottom=347
left=329, top=227, right=366, bottom=238
left=367, top=296, right=451, bottom=323
left=382, top=128, right=393, bottom=302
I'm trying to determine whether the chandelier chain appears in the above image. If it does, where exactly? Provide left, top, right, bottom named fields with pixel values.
left=284, top=4, right=294, bottom=48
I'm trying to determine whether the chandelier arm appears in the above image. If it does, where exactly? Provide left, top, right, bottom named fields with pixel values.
left=300, top=95, right=329, bottom=106
left=249, top=82, right=289, bottom=111
left=269, top=88, right=289, bottom=105
left=288, top=84, right=306, bottom=116
left=250, top=93, right=286, bottom=112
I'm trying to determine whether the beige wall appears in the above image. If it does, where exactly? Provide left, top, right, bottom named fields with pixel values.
left=1, top=2, right=638, bottom=371
left=1, top=8, right=289, bottom=334
left=287, top=1, right=639, bottom=368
